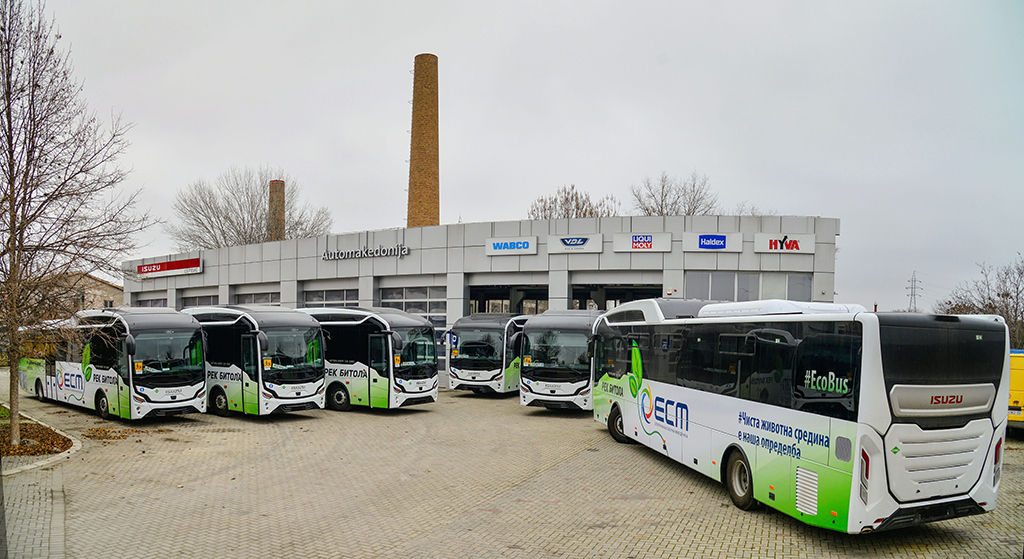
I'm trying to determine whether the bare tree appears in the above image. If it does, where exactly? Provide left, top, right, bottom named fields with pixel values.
left=937, top=256, right=1024, bottom=348
left=1, top=0, right=152, bottom=445
left=934, top=254, right=1024, bottom=348
left=164, top=166, right=333, bottom=251
left=630, top=170, right=719, bottom=216
left=528, top=184, right=620, bottom=219
left=731, top=200, right=777, bottom=217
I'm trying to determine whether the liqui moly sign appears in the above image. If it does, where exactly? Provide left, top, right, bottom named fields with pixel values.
left=753, top=233, right=816, bottom=254
left=612, top=233, right=672, bottom=252
left=136, top=258, right=203, bottom=278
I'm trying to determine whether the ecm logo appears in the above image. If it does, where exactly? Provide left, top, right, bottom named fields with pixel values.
left=632, top=235, right=653, bottom=249
left=57, top=371, right=84, bottom=393
left=560, top=237, right=589, bottom=248
left=640, top=387, right=689, bottom=430
left=767, top=235, right=801, bottom=251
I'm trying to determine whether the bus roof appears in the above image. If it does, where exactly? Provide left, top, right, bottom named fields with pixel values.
left=299, top=307, right=432, bottom=330
left=451, top=313, right=526, bottom=330
left=601, top=299, right=713, bottom=324
left=79, top=307, right=201, bottom=334
left=522, top=309, right=604, bottom=332
left=183, top=305, right=320, bottom=331
left=697, top=300, right=868, bottom=317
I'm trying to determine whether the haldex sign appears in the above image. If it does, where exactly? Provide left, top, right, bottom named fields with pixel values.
left=682, top=232, right=743, bottom=252
left=322, top=244, right=410, bottom=260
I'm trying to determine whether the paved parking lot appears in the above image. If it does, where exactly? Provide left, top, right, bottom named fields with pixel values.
left=3, top=369, right=1023, bottom=558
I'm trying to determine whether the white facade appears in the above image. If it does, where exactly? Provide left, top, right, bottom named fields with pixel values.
left=124, top=214, right=840, bottom=330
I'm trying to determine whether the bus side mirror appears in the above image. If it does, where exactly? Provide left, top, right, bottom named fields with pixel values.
left=509, top=332, right=522, bottom=350
left=391, top=332, right=403, bottom=352
left=257, top=331, right=269, bottom=353
left=124, top=334, right=136, bottom=356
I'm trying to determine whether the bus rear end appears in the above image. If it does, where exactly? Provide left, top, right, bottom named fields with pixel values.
left=852, top=313, right=1009, bottom=533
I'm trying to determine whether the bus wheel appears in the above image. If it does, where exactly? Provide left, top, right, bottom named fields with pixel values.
left=95, top=392, right=111, bottom=420
left=326, top=383, right=351, bottom=411
left=209, top=389, right=230, bottom=416
left=726, top=451, right=756, bottom=510
left=607, top=406, right=634, bottom=444
left=36, top=379, right=46, bottom=402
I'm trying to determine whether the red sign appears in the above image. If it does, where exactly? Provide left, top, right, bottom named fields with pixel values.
left=137, top=258, right=202, bottom=277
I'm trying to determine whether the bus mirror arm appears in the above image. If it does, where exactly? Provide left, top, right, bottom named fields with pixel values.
left=391, top=332, right=403, bottom=351
left=257, top=331, right=269, bottom=353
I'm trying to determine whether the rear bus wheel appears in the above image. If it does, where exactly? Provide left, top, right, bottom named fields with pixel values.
left=726, top=450, right=756, bottom=510
left=36, top=379, right=46, bottom=402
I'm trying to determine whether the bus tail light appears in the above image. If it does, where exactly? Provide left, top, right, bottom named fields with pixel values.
left=993, top=438, right=1003, bottom=486
left=859, top=449, right=870, bottom=505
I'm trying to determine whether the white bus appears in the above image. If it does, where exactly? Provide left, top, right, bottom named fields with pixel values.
left=448, top=313, right=528, bottom=394
left=20, top=308, right=207, bottom=419
left=299, top=307, right=438, bottom=410
left=183, top=306, right=326, bottom=415
left=594, top=298, right=1010, bottom=534
left=518, top=310, right=603, bottom=410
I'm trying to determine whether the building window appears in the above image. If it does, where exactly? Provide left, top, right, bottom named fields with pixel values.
left=235, top=292, right=281, bottom=305
left=136, top=298, right=167, bottom=308
left=787, top=273, right=813, bottom=302
left=684, top=271, right=710, bottom=300
left=710, top=272, right=736, bottom=302
left=736, top=273, right=759, bottom=302
left=181, top=295, right=218, bottom=308
left=103, top=300, right=115, bottom=308
left=303, top=289, right=358, bottom=308
left=378, top=286, right=446, bottom=324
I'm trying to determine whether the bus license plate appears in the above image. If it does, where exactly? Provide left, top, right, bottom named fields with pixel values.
left=1009, top=409, right=1022, bottom=416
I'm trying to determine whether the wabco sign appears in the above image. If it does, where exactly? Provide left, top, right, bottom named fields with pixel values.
left=682, top=232, right=743, bottom=252
left=547, top=234, right=603, bottom=254
left=612, top=233, right=672, bottom=253
left=753, top=233, right=816, bottom=254
left=485, top=236, right=538, bottom=256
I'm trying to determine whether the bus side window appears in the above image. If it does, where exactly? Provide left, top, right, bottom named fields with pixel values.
left=791, top=327, right=861, bottom=421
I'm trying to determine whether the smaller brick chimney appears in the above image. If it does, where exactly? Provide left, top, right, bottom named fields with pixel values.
left=268, top=179, right=285, bottom=242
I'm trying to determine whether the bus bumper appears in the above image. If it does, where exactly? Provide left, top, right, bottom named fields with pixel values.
left=520, top=381, right=592, bottom=411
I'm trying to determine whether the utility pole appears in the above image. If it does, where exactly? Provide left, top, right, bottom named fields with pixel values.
left=906, top=271, right=923, bottom=313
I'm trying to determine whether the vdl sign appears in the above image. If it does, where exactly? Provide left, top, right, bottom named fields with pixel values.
left=547, top=234, right=603, bottom=254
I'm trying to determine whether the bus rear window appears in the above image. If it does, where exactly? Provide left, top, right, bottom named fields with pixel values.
left=879, top=323, right=1004, bottom=387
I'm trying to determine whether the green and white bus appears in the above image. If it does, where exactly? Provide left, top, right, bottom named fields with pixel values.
left=20, top=308, right=207, bottom=419
left=519, top=310, right=603, bottom=410
left=299, top=307, right=438, bottom=410
left=448, top=313, right=528, bottom=394
left=183, top=306, right=326, bottom=415
left=594, top=298, right=1010, bottom=533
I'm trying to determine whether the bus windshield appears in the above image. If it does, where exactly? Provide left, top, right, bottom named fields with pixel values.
left=133, top=329, right=205, bottom=387
left=523, top=330, right=590, bottom=372
left=263, top=327, right=324, bottom=383
left=451, top=328, right=503, bottom=370
left=395, top=326, right=437, bottom=380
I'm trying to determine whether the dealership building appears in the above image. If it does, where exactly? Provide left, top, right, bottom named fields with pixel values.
left=124, top=214, right=840, bottom=334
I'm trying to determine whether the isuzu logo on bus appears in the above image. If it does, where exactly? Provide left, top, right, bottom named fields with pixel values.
left=931, top=394, right=964, bottom=405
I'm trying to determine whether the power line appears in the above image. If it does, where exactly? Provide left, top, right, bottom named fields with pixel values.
left=906, top=271, right=923, bottom=313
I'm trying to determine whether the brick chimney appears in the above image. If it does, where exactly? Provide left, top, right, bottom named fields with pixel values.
left=268, top=179, right=285, bottom=242
left=407, top=53, right=439, bottom=228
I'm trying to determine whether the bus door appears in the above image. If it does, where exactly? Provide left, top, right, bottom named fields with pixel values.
left=241, top=335, right=260, bottom=414
left=117, top=337, right=133, bottom=419
left=368, top=334, right=391, bottom=408
left=504, top=320, right=526, bottom=391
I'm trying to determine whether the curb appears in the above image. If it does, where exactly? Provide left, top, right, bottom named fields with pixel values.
left=1, top=407, right=83, bottom=477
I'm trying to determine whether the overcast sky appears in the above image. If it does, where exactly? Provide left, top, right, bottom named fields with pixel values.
left=47, top=1, right=1023, bottom=312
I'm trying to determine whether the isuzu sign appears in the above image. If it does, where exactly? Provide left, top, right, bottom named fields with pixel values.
left=547, top=234, right=603, bottom=254
left=485, top=236, right=538, bottom=256
left=136, top=258, right=202, bottom=278
left=682, top=232, right=743, bottom=252
left=612, top=233, right=672, bottom=252
left=754, top=233, right=816, bottom=254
